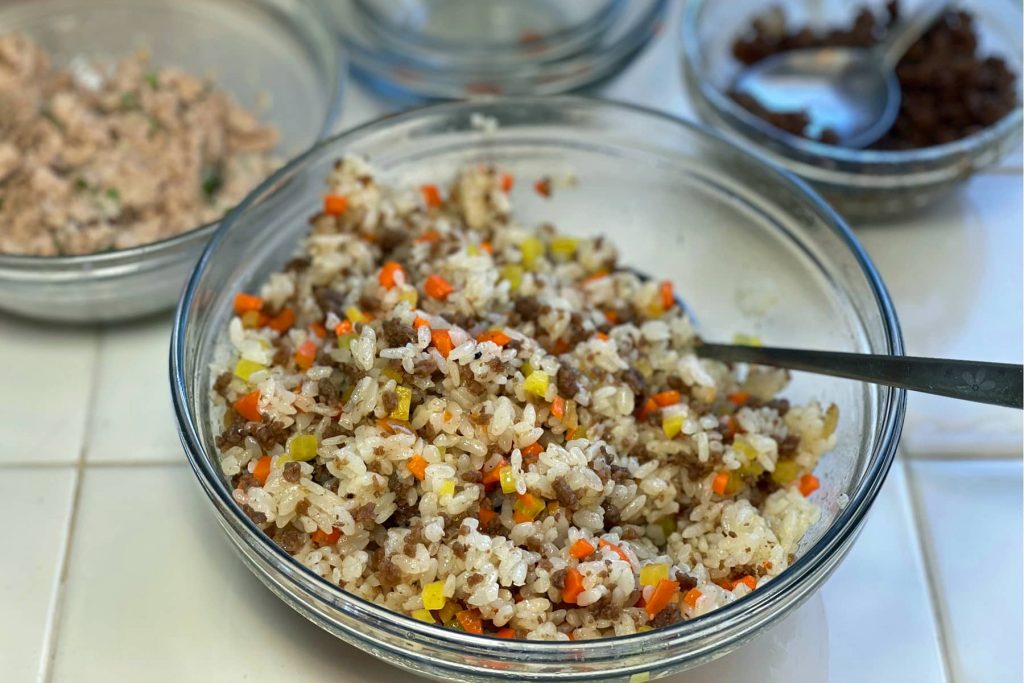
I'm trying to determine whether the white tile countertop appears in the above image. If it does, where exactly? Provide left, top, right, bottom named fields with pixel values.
left=2, top=2, right=1021, bottom=681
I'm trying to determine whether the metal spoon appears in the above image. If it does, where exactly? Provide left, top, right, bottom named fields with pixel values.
left=731, top=2, right=950, bottom=147
left=696, top=343, right=1022, bottom=409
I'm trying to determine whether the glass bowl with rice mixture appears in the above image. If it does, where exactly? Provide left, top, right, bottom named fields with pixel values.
left=680, top=0, right=1023, bottom=218
left=172, top=97, right=905, bottom=681
left=0, top=0, right=343, bottom=323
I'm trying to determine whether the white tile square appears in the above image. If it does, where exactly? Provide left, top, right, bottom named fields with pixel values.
left=0, top=316, right=97, bottom=463
left=52, top=465, right=401, bottom=682
left=821, top=462, right=947, bottom=683
left=0, top=467, right=77, bottom=681
left=909, top=460, right=1023, bottom=683
left=86, top=316, right=182, bottom=463
left=856, top=175, right=1024, bottom=457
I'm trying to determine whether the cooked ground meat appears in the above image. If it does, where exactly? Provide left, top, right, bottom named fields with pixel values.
left=413, top=357, right=437, bottom=376
left=318, top=376, right=343, bottom=404
left=213, top=371, right=233, bottom=398
left=234, top=470, right=258, bottom=492
left=276, top=525, right=306, bottom=553
left=377, top=226, right=407, bottom=252
left=295, top=499, right=310, bottom=516
left=592, top=600, right=622, bottom=621
left=677, top=574, right=698, bottom=592
left=358, top=291, right=381, bottom=313
left=460, top=470, right=483, bottom=483
left=282, top=461, right=302, bottom=483
left=619, top=367, right=645, bottom=396
left=778, top=434, right=800, bottom=457
left=313, top=286, right=347, bottom=317
left=603, top=503, right=621, bottom=529
left=382, top=317, right=416, bottom=347
left=552, top=478, right=579, bottom=509
left=767, top=398, right=790, bottom=416
left=550, top=568, right=567, bottom=590
left=513, top=295, right=542, bottom=321
left=556, top=365, right=580, bottom=398
left=467, top=573, right=484, bottom=587
left=283, top=257, right=310, bottom=273
left=242, top=504, right=267, bottom=526
left=0, top=34, right=278, bottom=256
left=379, top=556, right=402, bottom=586
left=651, top=604, right=681, bottom=628
left=610, top=465, right=632, bottom=484
left=382, top=390, right=398, bottom=413
left=354, top=502, right=377, bottom=523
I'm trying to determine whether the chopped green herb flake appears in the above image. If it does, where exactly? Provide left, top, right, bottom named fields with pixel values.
left=106, top=188, right=120, bottom=201
left=144, top=71, right=159, bottom=89
left=201, top=164, right=223, bottom=202
left=121, top=91, right=139, bottom=110
left=74, top=177, right=88, bottom=191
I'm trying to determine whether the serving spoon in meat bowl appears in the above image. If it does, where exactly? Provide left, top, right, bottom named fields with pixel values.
left=730, top=0, right=951, bottom=147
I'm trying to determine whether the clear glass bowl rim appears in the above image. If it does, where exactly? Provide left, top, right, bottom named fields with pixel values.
left=0, top=0, right=346, bottom=273
left=679, top=0, right=1024, bottom=165
left=171, top=95, right=906, bottom=659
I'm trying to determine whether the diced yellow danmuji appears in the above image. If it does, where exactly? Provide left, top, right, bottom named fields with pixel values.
left=771, top=460, right=800, bottom=485
left=656, top=516, right=676, bottom=539
left=629, top=673, right=651, bottom=683
left=499, top=466, right=517, bottom=494
left=437, top=602, right=459, bottom=626
left=523, top=370, right=549, bottom=397
left=345, top=306, right=367, bottom=324
left=635, top=626, right=653, bottom=634
left=438, top=479, right=455, bottom=498
left=662, top=414, right=684, bottom=439
left=398, top=288, right=418, bottom=307
left=233, top=358, right=266, bottom=381
left=550, top=236, right=578, bottom=257
left=288, top=434, right=319, bottom=462
left=725, top=471, right=745, bottom=495
left=422, top=580, right=446, bottom=610
left=337, top=333, right=355, bottom=350
left=823, top=403, right=839, bottom=437
left=520, top=236, right=544, bottom=270
left=411, top=609, right=435, bottom=623
left=466, top=244, right=481, bottom=256
left=390, top=386, right=412, bottom=421
left=639, top=563, right=669, bottom=586
left=732, top=438, right=758, bottom=463
left=501, top=264, right=523, bottom=292
left=382, top=368, right=403, bottom=383
left=241, top=310, right=262, bottom=329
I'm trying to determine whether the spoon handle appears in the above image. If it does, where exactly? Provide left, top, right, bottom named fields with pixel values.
left=879, top=1, right=952, bottom=68
left=696, top=344, right=1023, bottom=409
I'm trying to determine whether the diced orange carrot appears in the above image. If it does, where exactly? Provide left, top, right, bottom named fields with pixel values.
left=595, top=332, right=609, bottom=341
left=482, top=458, right=508, bottom=486
left=562, top=567, right=584, bottom=604
left=430, top=329, right=453, bottom=358
left=412, top=316, right=430, bottom=330
left=727, top=391, right=750, bottom=407
left=495, top=627, right=516, bottom=639
left=323, top=194, right=348, bottom=216
left=566, top=427, right=577, bottom=440
left=659, top=280, right=674, bottom=311
left=799, top=473, right=820, bottom=497
left=407, top=455, right=428, bottom=481
left=604, top=309, right=618, bottom=324
left=521, top=442, right=543, bottom=461
left=637, top=397, right=658, bottom=420
left=234, top=292, right=263, bottom=315
left=233, top=390, right=262, bottom=422
left=478, top=506, right=496, bottom=528
left=725, top=414, right=741, bottom=440
left=481, top=241, right=494, bottom=254
left=310, top=322, right=327, bottom=338
left=267, top=307, right=295, bottom=333
left=682, top=588, right=702, bottom=609
left=534, top=177, right=551, bottom=198
left=476, top=330, right=511, bottom=346
left=711, top=472, right=730, bottom=496
left=513, top=493, right=542, bottom=523
left=550, top=396, right=565, bottom=419
left=335, top=320, right=353, bottom=336
left=652, top=390, right=681, bottom=407
left=252, top=455, right=272, bottom=486
left=420, top=184, right=442, bottom=208
left=294, top=339, right=317, bottom=370
left=311, top=527, right=341, bottom=545
left=644, top=579, right=680, bottom=617
left=582, top=270, right=609, bottom=284
left=416, top=230, right=441, bottom=244
left=424, top=274, right=454, bottom=300
left=379, top=261, right=404, bottom=289
left=552, top=338, right=570, bottom=354
left=570, top=538, right=595, bottom=560
left=735, top=575, right=757, bottom=591
left=714, top=578, right=735, bottom=590
left=456, top=609, right=483, bottom=634
left=598, top=539, right=630, bottom=563
left=500, top=174, right=514, bottom=193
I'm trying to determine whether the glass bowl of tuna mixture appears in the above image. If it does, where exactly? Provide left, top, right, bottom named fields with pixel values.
left=681, top=0, right=1023, bottom=218
left=0, top=0, right=343, bottom=322
left=172, top=97, right=905, bottom=682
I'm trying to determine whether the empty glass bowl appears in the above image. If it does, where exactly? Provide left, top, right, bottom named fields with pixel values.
left=0, top=0, right=344, bottom=323
left=680, top=0, right=1023, bottom=218
left=318, top=0, right=667, bottom=101
left=172, top=97, right=905, bottom=681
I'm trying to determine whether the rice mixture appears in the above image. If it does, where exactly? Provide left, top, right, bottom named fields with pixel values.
left=213, top=157, right=838, bottom=640
left=0, top=33, right=278, bottom=256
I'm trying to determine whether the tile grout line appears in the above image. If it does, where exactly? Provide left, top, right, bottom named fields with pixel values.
left=38, top=329, right=104, bottom=683
left=901, top=457, right=960, bottom=683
